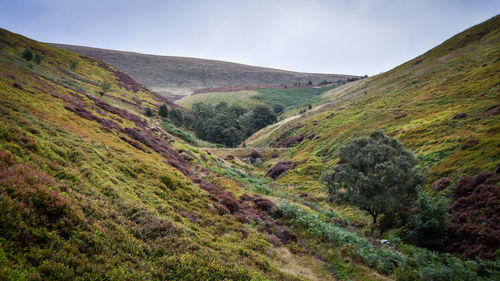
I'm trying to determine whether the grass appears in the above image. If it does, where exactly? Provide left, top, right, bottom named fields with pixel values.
left=177, top=90, right=260, bottom=109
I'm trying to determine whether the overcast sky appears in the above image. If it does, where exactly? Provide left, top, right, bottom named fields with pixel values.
left=1, top=0, right=498, bottom=75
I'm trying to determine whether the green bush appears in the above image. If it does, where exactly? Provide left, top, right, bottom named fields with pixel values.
left=22, top=48, right=33, bottom=61
left=161, top=122, right=197, bottom=145
left=144, top=107, right=153, bottom=117
left=33, top=54, right=42, bottom=65
left=406, top=194, right=448, bottom=251
left=158, top=103, right=169, bottom=118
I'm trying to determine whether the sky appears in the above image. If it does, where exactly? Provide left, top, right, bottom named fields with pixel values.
left=1, top=0, right=498, bottom=76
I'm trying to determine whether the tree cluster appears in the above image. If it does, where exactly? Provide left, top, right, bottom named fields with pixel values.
left=190, top=102, right=276, bottom=147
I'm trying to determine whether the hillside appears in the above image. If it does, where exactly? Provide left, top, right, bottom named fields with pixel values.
left=50, top=43, right=357, bottom=99
left=1, top=28, right=350, bottom=280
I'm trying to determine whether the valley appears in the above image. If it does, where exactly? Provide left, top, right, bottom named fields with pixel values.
left=0, top=13, right=499, bottom=281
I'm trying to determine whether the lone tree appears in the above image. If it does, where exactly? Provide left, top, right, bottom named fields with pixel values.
left=99, top=81, right=111, bottom=97
left=158, top=103, right=169, bottom=118
left=324, top=130, right=424, bottom=235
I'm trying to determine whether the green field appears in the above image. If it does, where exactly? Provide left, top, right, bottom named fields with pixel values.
left=177, top=90, right=260, bottom=109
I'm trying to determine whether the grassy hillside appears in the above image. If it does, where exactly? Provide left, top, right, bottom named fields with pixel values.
left=50, top=43, right=357, bottom=99
left=0, top=28, right=347, bottom=280
left=247, top=15, right=500, bottom=192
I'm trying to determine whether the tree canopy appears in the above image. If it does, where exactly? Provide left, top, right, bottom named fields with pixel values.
left=324, top=130, right=425, bottom=234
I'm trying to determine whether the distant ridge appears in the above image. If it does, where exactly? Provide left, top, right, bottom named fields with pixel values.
left=51, top=43, right=359, bottom=99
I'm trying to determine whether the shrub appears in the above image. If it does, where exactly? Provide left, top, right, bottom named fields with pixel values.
left=169, top=108, right=184, bottom=125
left=161, top=122, right=197, bottom=145
left=158, top=103, right=169, bottom=118
left=70, top=61, right=78, bottom=70
left=324, top=130, right=425, bottom=235
left=144, top=107, right=153, bottom=117
left=98, top=81, right=111, bottom=97
left=33, top=54, right=42, bottom=65
left=406, top=194, right=448, bottom=251
left=22, top=48, right=33, bottom=61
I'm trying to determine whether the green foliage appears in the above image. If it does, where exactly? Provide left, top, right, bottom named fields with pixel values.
left=33, top=54, right=42, bottom=65
left=277, top=203, right=500, bottom=281
left=169, top=108, right=184, bottom=125
left=144, top=107, right=153, bottom=117
left=325, top=130, right=425, bottom=234
left=190, top=102, right=277, bottom=147
left=158, top=103, right=169, bottom=118
left=161, top=122, right=197, bottom=145
left=99, top=80, right=111, bottom=97
left=69, top=61, right=78, bottom=70
left=406, top=194, right=448, bottom=251
left=21, top=48, right=33, bottom=61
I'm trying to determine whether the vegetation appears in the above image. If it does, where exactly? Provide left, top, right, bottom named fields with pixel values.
left=324, top=131, right=424, bottom=235
left=98, top=80, right=111, bottom=97
left=190, top=102, right=277, bottom=147
left=144, top=106, right=153, bottom=116
left=277, top=203, right=500, bottom=281
left=406, top=193, right=448, bottom=251
left=21, top=48, right=32, bottom=61
left=161, top=121, right=197, bottom=145
left=1, top=27, right=323, bottom=281
left=33, top=53, right=41, bottom=65
left=158, top=103, right=169, bottom=118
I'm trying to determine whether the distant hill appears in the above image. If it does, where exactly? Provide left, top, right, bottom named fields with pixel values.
left=50, top=43, right=358, bottom=99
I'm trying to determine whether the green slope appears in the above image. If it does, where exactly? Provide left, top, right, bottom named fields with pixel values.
left=0, top=28, right=341, bottom=281
left=249, top=15, right=500, bottom=192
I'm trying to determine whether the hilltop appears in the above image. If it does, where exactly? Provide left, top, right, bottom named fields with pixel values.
left=50, top=43, right=358, bottom=99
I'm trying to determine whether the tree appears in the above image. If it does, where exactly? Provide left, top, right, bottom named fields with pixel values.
left=99, top=81, right=111, bottom=97
left=229, top=104, right=247, bottom=117
left=307, top=80, right=313, bottom=85
left=22, top=48, right=33, bottom=61
left=170, top=108, right=184, bottom=125
left=33, top=54, right=42, bottom=65
left=214, top=101, right=228, bottom=113
left=144, top=107, right=153, bottom=117
left=324, top=130, right=424, bottom=235
left=250, top=105, right=277, bottom=132
left=158, top=103, right=169, bottom=118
